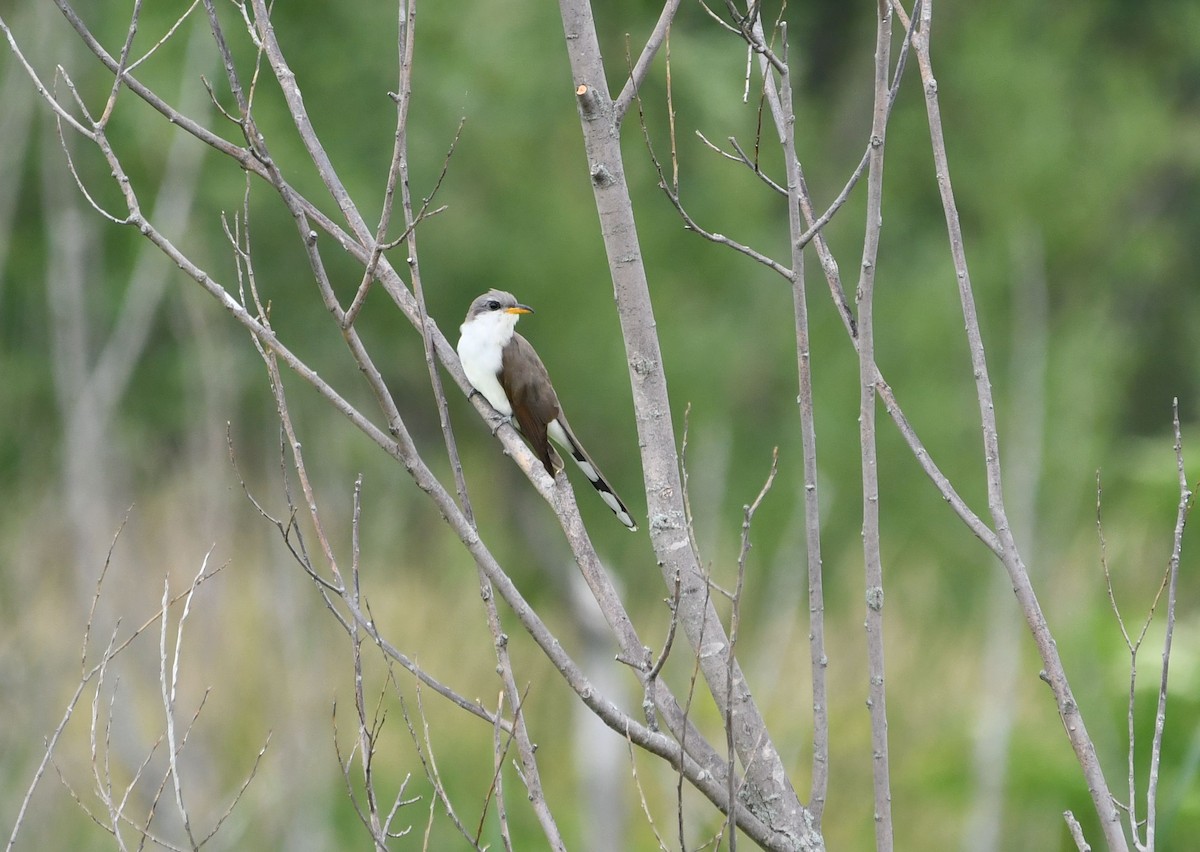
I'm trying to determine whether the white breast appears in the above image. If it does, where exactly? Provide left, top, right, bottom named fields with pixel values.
left=457, top=311, right=516, bottom=416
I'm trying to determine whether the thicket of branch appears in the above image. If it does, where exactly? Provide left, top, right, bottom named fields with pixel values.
left=2, top=1, right=1191, bottom=850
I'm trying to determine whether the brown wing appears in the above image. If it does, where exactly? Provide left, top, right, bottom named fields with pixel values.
left=500, top=333, right=562, bottom=476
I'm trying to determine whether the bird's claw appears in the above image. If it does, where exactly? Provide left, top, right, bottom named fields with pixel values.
left=489, top=414, right=511, bottom=436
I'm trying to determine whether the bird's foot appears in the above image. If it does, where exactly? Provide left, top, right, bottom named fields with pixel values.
left=488, top=414, right=511, bottom=436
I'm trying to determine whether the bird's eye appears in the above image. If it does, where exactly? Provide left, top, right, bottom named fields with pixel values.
left=486, top=299, right=501, bottom=311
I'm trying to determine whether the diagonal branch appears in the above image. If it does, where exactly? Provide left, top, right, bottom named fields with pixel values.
left=247, top=0, right=370, bottom=241
left=898, top=1, right=1128, bottom=846
left=613, top=0, right=683, bottom=124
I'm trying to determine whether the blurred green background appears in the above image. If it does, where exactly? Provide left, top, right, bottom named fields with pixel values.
left=2, top=0, right=1198, bottom=849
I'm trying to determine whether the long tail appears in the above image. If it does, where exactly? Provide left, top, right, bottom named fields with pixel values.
left=547, top=417, right=638, bottom=531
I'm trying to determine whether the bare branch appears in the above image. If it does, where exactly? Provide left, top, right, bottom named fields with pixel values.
left=344, top=0, right=434, bottom=329
left=725, top=447, right=779, bottom=848
left=1098, top=471, right=1148, bottom=837
left=676, top=402, right=706, bottom=598
left=0, top=15, right=95, bottom=138
left=636, top=87, right=792, bottom=278
left=200, top=733, right=273, bottom=845
left=50, top=68, right=130, bottom=224
left=7, top=524, right=225, bottom=852
left=613, top=0, right=683, bottom=124
left=694, top=132, right=786, bottom=196
left=382, top=2, right=565, bottom=841
left=643, top=571, right=683, bottom=703
left=96, top=0, right=143, bottom=128
left=82, top=22, right=214, bottom=435
left=485, top=692, right=516, bottom=852
left=125, top=0, right=202, bottom=76
left=793, top=1, right=917, bottom=251
left=624, top=732, right=671, bottom=852
left=901, top=2, right=1127, bottom=845
left=159, top=555, right=216, bottom=850
left=403, top=679, right=481, bottom=849
left=849, top=3, right=898, bottom=847
left=1064, top=811, right=1092, bottom=852
left=236, top=366, right=507, bottom=727
left=559, top=1, right=814, bottom=845
left=247, top=0, right=370, bottom=239
left=749, top=13, right=835, bottom=821
left=1146, top=400, right=1191, bottom=848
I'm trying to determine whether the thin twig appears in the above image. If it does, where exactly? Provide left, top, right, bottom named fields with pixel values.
left=0, top=16, right=94, bottom=138
left=632, top=63, right=791, bottom=277
left=695, top=132, right=786, bottom=196
left=678, top=402, right=705, bottom=579
left=484, top=692, right=515, bottom=852
left=792, top=1, right=918, bottom=252
left=52, top=68, right=127, bottom=224
left=624, top=732, right=671, bottom=852
left=645, top=571, right=683, bottom=690
left=9, top=532, right=226, bottom=852
left=344, top=107, right=461, bottom=327
left=401, top=679, right=481, bottom=849
left=96, top=0, right=142, bottom=127
left=724, top=447, right=779, bottom=849
left=125, top=0, right=201, bottom=77
left=200, top=733, right=272, bottom=845
left=1146, top=400, right=1192, bottom=848
left=350, top=571, right=388, bottom=848
left=1064, top=811, right=1092, bottom=852
left=159, top=555, right=214, bottom=851
left=612, top=0, right=683, bottom=124
left=1097, top=471, right=1143, bottom=835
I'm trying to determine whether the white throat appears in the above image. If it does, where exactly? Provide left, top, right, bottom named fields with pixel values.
left=457, top=311, right=520, bottom=416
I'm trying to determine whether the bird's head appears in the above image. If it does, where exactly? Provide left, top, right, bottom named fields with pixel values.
left=464, top=289, right=534, bottom=331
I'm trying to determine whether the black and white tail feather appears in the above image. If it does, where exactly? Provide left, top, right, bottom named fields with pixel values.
left=545, top=415, right=637, bottom=531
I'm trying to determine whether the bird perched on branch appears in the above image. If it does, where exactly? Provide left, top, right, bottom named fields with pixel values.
left=457, top=289, right=638, bottom=531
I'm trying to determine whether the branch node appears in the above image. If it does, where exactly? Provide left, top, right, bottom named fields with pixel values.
left=590, top=162, right=615, bottom=187
left=575, top=83, right=602, bottom=120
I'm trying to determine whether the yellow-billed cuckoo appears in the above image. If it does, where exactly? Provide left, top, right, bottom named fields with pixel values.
left=457, top=289, right=638, bottom=531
